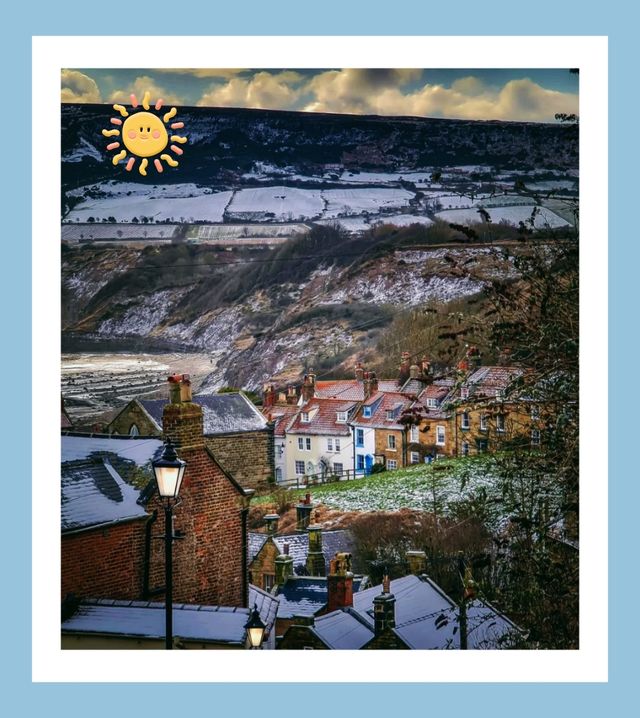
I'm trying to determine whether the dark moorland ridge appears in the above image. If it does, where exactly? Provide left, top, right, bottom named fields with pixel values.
left=62, top=103, right=578, bottom=194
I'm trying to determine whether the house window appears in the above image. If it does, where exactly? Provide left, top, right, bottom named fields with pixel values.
left=278, top=443, right=284, bottom=457
left=387, top=434, right=397, bottom=450
left=385, top=409, right=398, bottom=421
left=327, top=438, right=333, bottom=452
left=335, top=438, right=341, bottom=452
left=298, top=437, right=304, bottom=450
left=496, top=388, right=504, bottom=399
left=295, top=460, right=305, bottom=475
left=306, top=437, right=311, bottom=451
left=461, top=441, right=470, bottom=456
left=333, top=462, right=344, bottom=475
left=355, top=429, right=364, bottom=447
left=363, top=406, right=372, bottom=418
left=301, top=411, right=310, bottom=423
left=531, top=405, right=540, bottom=421
left=496, top=414, right=506, bottom=432
left=336, top=412, right=347, bottom=423
left=263, top=574, right=275, bottom=592
left=426, top=398, right=439, bottom=408
left=461, top=411, right=470, bottom=430
left=356, top=454, right=365, bottom=471
left=410, top=451, right=420, bottom=464
left=275, top=468, right=282, bottom=482
left=436, top=425, right=446, bottom=446
left=129, top=423, right=140, bottom=437
left=461, top=387, right=469, bottom=400
left=480, top=413, right=488, bottom=431
left=476, top=438, right=489, bottom=453
left=387, top=459, right=398, bottom=470
left=410, top=425, right=419, bottom=443
left=531, top=429, right=541, bottom=447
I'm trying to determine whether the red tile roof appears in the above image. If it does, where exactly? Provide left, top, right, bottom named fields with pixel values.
left=352, top=392, right=413, bottom=429
left=286, top=398, right=357, bottom=436
left=263, top=404, right=300, bottom=437
left=314, top=379, right=400, bottom=401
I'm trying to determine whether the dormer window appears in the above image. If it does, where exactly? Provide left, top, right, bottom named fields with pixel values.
left=385, top=408, right=399, bottom=421
left=460, top=387, right=469, bottom=400
left=336, top=411, right=347, bottom=423
left=426, top=398, right=439, bottom=408
left=301, top=412, right=310, bottom=423
left=363, top=406, right=372, bottom=418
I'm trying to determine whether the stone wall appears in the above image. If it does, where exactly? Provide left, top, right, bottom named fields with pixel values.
left=107, top=400, right=159, bottom=436
left=205, top=427, right=274, bottom=489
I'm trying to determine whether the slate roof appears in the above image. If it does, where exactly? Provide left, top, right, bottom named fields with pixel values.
left=275, top=576, right=366, bottom=619
left=249, top=584, right=279, bottom=638
left=248, top=532, right=269, bottom=562
left=61, top=599, right=252, bottom=645
left=138, top=392, right=268, bottom=435
left=309, top=608, right=375, bottom=649
left=61, top=458, right=150, bottom=534
left=285, top=398, right=356, bottom=436
left=314, top=379, right=400, bottom=401
left=456, top=366, right=526, bottom=401
left=61, top=434, right=163, bottom=465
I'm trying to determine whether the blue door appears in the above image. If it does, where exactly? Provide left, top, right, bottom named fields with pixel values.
left=365, top=455, right=373, bottom=475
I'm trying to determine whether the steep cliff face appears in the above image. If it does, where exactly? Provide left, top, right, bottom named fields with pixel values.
left=62, top=240, right=516, bottom=390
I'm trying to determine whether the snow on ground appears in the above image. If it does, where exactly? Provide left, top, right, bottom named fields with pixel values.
left=435, top=205, right=571, bottom=228
left=322, top=188, right=414, bottom=218
left=62, top=224, right=180, bottom=240
left=316, top=217, right=371, bottom=233
left=161, top=306, right=245, bottom=351
left=372, top=214, right=434, bottom=227
left=228, top=186, right=324, bottom=220
left=187, top=223, right=309, bottom=240
left=431, top=194, right=490, bottom=209
left=97, top=289, right=187, bottom=337
left=66, top=191, right=233, bottom=223
left=522, top=180, right=577, bottom=192
left=63, top=138, right=102, bottom=163
left=68, top=181, right=214, bottom=199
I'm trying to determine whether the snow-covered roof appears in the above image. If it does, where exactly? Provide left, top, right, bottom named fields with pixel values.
left=275, top=576, right=366, bottom=620
left=139, top=393, right=268, bottom=435
left=61, top=599, right=251, bottom=645
left=61, top=434, right=163, bottom=465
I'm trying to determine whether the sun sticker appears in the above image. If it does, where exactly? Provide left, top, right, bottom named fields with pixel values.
left=101, top=91, right=187, bottom=175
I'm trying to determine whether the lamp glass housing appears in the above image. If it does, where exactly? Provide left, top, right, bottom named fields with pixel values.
left=153, top=442, right=186, bottom=499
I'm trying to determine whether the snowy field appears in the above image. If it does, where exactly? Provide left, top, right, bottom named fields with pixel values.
left=435, top=205, right=571, bottom=228
left=228, top=186, right=324, bottom=220
left=67, top=181, right=215, bottom=200
left=66, top=191, right=233, bottom=223
left=62, top=224, right=180, bottom=241
left=372, top=214, right=434, bottom=227
left=323, top=188, right=414, bottom=218
left=187, top=223, right=310, bottom=240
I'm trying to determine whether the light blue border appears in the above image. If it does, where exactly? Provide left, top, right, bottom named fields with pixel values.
left=10, top=0, right=629, bottom=713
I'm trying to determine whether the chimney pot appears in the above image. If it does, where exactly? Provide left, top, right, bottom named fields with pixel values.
left=355, top=362, right=364, bottom=381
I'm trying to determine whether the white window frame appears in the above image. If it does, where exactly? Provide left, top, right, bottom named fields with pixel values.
left=297, top=437, right=304, bottom=450
left=531, top=429, right=541, bottom=446
left=426, top=398, right=438, bottom=408
left=387, top=434, right=397, bottom=450
left=335, top=438, right=341, bottom=452
left=410, top=425, right=419, bottom=443
left=327, top=438, right=333, bottom=452
left=410, top=451, right=420, bottom=464
left=295, top=460, right=305, bottom=476
left=436, top=425, right=446, bottom=446
left=305, top=437, right=312, bottom=451
left=333, top=462, right=344, bottom=475
left=387, top=459, right=398, bottom=470
left=461, top=411, right=470, bottom=430
left=480, top=413, right=488, bottom=431
left=336, top=412, right=347, bottom=423
left=496, top=414, right=506, bottom=433
left=301, top=411, right=310, bottom=423
left=363, top=406, right=372, bottom=418
left=461, top=387, right=469, bottom=400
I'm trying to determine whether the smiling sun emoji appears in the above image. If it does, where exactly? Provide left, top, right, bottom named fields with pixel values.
left=101, top=91, right=187, bottom=175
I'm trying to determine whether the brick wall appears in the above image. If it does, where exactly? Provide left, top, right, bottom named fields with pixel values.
left=107, top=401, right=159, bottom=436
left=61, top=518, right=147, bottom=600
left=374, top=428, right=406, bottom=468
left=205, top=426, right=274, bottom=489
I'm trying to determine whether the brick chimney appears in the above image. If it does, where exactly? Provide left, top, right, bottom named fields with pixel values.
left=301, top=371, right=316, bottom=402
left=263, top=383, right=276, bottom=409
left=264, top=513, right=279, bottom=535
left=327, top=552, right=354, bottom=612
left=286, top=386, right=298, bottom=405
left=405, top=550, right=427, bottom=576
left=372, top=574, right=396, bottom=636
left=275, top=543, right=294, bottom=586
left=163, top=374, right=204, bottom=450
left=306, top=524, right=325, bottom=576
left=409, top=364, right=420, bottom=379
left=369, top=370, right=378, bottom=395
left=295, top=494, right=314, bottom=531
left=355, top=361, right=365, bottom=381
left=363, top=371, right=372, bottom=400
left=399, top=351, right=411, bottom=384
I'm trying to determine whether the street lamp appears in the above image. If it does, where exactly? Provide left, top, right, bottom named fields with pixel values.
left=245, top=604, right=266, bottom=649
left=153, top=440, right=186, bottom=650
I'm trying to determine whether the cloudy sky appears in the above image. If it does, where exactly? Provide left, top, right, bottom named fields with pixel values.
left=62, top=68, right=578, bottom=122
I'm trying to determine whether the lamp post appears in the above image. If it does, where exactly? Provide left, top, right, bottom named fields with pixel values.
left=152, top=439, right=186, bottom=650
left=245, top=604, right=266, bottom=649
